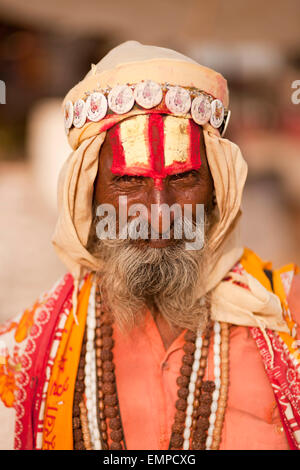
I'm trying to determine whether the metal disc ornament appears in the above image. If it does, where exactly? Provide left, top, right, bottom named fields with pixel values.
left=221, top=110, right=231, bottom=137
left=134, top=80, right=163, bottom=109
left=73, top=99, right=87, bottom=128
left=108, top=85, right=135, bottom=114
left=86, top=92, right=107, bottom=122
left=64, top=100, right=74, bottom=130
left=210, top=99, right=225, bottom=129
left=191, top=94, right=212, bottom=125
left=165, top=86, right=191, bottom=115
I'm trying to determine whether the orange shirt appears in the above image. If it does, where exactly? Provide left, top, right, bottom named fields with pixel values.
left=113, top=310, right=290, bottom=450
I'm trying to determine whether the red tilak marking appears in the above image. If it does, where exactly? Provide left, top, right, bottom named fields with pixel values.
left=188, top=119, right=201, bottom=170
left=107, top=113, right=201, bottom=186
left=109, top=124, right=126, bottom=174
left=153, top=177, right=163, bottom=190
left=164, top=119, right=201, bottom=176
left=148, top=114, right=165, bottom=178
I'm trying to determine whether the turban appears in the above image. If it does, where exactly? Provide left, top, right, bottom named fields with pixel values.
left=52, top=41, right=288, bottom=333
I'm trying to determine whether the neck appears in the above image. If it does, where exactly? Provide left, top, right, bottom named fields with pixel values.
left=148, top=301, right=184, bottom=351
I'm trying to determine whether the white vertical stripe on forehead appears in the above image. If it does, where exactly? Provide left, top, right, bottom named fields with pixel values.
left=163, top=116, right=190, bottom=167
left=119, top=115, right=150, bottom=167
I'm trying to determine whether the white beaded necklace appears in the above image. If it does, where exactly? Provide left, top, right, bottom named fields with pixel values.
left=206, top=321, right=221, bottom=449
left=182, top=321, right=222, bottom=450
left=183, top=332, right=203, bottom=449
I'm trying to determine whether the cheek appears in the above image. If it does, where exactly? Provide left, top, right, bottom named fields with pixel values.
left=172, top=184, right=214, bottom=222
left=94, top=183, right=149, bottom=225
left=174, top=183, right=213, bottom=207
left=200, top=180, right=214, bottom=205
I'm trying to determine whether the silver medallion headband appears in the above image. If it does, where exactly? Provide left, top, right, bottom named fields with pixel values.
left=64, top=80, right=231, bottom=137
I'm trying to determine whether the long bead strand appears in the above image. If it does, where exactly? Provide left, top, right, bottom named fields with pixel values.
left=211, top=322, right=230, bottom=450
left=170, top=330, right=197, bottom=450
left=205, top=321, right=221, bottom=449
left=73, top=281, right=231, bottom=451
left=182, top=329, right=203, bottom=449
left=95, top=285, right=126, bottom=450
left=79, top=401, right=93, bottom=450
left=95, top=286, right=109, bottom=449
left=191, top=324, right=212, bottom=450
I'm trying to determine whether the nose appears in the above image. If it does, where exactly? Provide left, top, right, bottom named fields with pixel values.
left=144, top=178, right=175, bottom=237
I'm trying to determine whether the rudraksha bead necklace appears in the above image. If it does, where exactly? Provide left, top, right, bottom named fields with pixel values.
left=72, top=282, right=230, bottom=450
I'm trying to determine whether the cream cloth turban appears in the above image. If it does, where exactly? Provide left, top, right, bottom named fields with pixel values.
left=52, top=41, right=288, bottom=333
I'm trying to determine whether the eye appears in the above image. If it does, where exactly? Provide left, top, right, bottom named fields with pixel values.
left=169, top=170, right=200, bottom=182
left=113, top=175, right=145, bottom=183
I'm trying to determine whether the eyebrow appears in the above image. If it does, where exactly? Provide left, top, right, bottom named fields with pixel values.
left=112, top=169, right=200, bottom=180
left=169, top=169, right=200, bottom=177
left=112, top=174, right=146, bottom=180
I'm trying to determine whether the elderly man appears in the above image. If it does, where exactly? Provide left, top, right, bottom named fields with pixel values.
left=0, top=41, right=299, bottom=451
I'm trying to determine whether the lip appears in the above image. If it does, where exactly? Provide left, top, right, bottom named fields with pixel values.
left=133, top=237, right=178, bottom=248
left=147, top=239, right=174, bottom=247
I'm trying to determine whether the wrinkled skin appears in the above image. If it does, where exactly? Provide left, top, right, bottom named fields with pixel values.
left=93, top=125, right=214, bottom=349
left=94, top=126, right=214, bottom=248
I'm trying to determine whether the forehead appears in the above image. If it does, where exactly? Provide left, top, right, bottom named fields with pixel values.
left=103, top=114, right=203, bottom=179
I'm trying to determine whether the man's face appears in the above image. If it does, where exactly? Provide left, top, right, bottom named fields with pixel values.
left=94, top=124, right=214, bottom=248
left=90, top=120, right=214, bottom=333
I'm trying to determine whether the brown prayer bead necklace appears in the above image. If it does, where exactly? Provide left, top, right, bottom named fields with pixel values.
left=72, top=283, right=229, bottom=450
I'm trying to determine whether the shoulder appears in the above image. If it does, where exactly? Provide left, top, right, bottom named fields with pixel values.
left=0, top=273, right=74, bottom=343
left=0, top=272, right=74, bottom=362
left=0, top=274, right=74, bottom=423
left=240, top=247, right=300, bottom=330
left=0, top=273, right=75, bottom=449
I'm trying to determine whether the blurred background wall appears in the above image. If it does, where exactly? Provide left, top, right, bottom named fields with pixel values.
left=0, top=0, right=300, bottom=321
